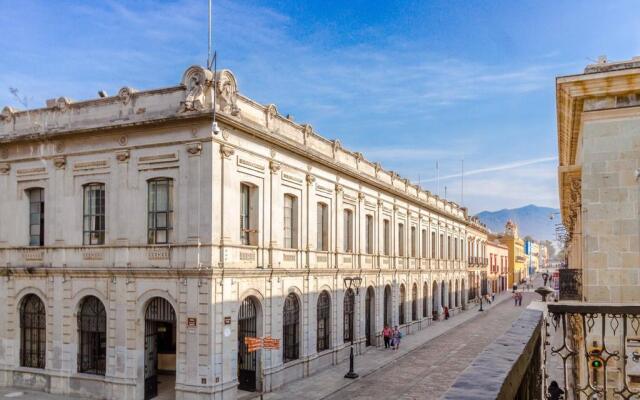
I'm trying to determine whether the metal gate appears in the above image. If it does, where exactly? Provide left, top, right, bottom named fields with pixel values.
left=238, top=297, right=257, bottom=392
left=144, top=297, right=176, bottom=400
left=365, top=287, right=373, bottom=346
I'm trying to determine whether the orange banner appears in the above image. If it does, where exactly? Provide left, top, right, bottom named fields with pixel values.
left=244, top=337, right=262, bottom=352
left=262, top=336, right=280, bottom=350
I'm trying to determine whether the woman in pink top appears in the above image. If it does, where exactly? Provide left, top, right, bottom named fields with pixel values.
left=382, top=325, right=393, bottom=349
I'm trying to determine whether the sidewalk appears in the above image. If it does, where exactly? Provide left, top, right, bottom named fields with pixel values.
left=260, top=291, right=513, bottom=400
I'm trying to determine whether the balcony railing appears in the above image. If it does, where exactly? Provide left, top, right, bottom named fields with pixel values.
left=559, top=268, right=582, bottom=301
left=546, top=304, right=640, bottom=399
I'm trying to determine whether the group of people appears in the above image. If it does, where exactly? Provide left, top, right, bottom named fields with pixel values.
left=513, top=291, right=523, bottom=306
left=381, top=325, right=403, bottom=350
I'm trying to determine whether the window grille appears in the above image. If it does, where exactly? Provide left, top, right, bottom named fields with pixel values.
left=283, top=294, right=299, bottom=362
left=343, top=289, right=355, bottom=342
left=316, top=291, right=331, bottom=352
left=20, top=294, right=46, bottom=368
left=77, top=296, right=106, bottom=375
left=399, top=284, right=406, bottom=325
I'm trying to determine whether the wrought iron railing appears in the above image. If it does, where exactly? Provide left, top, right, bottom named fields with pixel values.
left=546, top=304, right=640, bottom=399
left=558, top=268, right=582, bottom=301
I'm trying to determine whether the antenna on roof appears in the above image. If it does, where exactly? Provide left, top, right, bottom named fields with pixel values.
left=207, top=0, right=221, bottom=135
left=461, top=159, right=464, bottom=206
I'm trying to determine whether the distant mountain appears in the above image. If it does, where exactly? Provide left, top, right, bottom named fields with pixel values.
left=475, top=204, right=560, bottom=243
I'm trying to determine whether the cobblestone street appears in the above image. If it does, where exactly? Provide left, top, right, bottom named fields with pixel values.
left=323, top=291, right=536, bottom=400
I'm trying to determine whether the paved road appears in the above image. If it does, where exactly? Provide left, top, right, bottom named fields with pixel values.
left=324, top=291, right=536, bottom=400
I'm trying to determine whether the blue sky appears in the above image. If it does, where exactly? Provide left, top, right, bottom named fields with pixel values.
left=2, top=0, right=639, bottom=213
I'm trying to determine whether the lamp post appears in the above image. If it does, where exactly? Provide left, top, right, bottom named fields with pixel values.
left=343, top=276, right=362, bottom=379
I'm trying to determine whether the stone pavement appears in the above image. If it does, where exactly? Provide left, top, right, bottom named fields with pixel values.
left=261, top=289, right=529, bottom=400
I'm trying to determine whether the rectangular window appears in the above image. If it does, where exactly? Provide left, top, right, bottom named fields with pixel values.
left=284, top=195, right=298, bottom=249
left=431, top=231, right=436, bottom=258
left=343, top=210, right=353, bottom=252
left=383, top=220, right=390, bottom=256
left=440, top=234, right=444, bottom=259
left=410, top=226, right=416, bottom=257
left=148, top=179, right=173, bottom=245
left=365, top=215, right=374, bottom=254
left=317, top=203, right=328, bottom=251
left=421, top=229, right=427, bottom=258
left=83, top=183, right=105, bottom=245
left=454, top=238, right=458, bottom=260
left=398, top=223, right=405, bottom=257
left=28, top=188, right=44, bottom=246
left=240, top=184, right=258, bottom=246
left=447, top=236, right=451, bottom=260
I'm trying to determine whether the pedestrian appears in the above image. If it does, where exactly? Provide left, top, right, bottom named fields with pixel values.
left=491, top=292, right=496, bottom=303
left=382, top=325, right=392, bottom=349
left=547, top=381, right=564, bottom=400
left=518, top=292, right=523, bottom=306
left=513, top=291, right=518, bottom=306
left=392, top=326, right=402, bottom=350
left=444, top=306, right=450, bottom=320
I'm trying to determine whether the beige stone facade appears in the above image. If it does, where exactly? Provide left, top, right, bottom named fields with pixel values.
left=557, top=56, right=640, bottom=302
left=0, top=66, right=487, bottom=399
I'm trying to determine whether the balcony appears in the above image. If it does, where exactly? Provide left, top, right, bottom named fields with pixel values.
left=444, top=302, right=640, bottom=400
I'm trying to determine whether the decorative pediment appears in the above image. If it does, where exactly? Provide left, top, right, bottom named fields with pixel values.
left=215, top=69, right=240, bottom=115
left=118, top=87, right=138, bottom=105
left=181, top=65, right=214, bottom=112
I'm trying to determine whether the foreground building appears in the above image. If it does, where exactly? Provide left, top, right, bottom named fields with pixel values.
left=0, top=66, right=486, bottom=399
left=552, top=56, right=640, bottom=397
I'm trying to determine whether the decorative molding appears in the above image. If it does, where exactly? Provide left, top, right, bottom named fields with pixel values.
left=237, top=156, right=265, bottom=172
left=186, top=142, right=202, bottom=156
left=305, top=174, right=316, bottom=185
left=335, top=184, right=344, bottom=193
left=16, top=167, right=46, bottom=176
left=22, top=249, right=44, bottom=261
left=316, top=184, right=333, bottom=194
left=118, top=135, right=128, bottom=146
left=269, top=160, right=281, bottom=174
left=219, top=145, right=235, bottom=159
left=115, top=150, right=130, bottom=163
left=343, top=193, right=357, bottom=202
left=332, top=140, right=341, bottom=158
left=82, top=249, right=104, bottom=261
left=0, top=106, right=16, bottom=123
left=282, top=172, right=303, bottom=185
left=148, top=247, right=170, bottom=260
left=302, top=124, right=313, bottom=144
left=138, top=153, right=178, bottom=164
left=0, top=163, right=9, bottom=174
left=265, top=104, right=278, bottom=128
left=54, top=142, right=65, bottom=154
left=53, top=156, right=66, bottom=169
left=182, top=66, right=213, bottom=112
left=215, top=69, right=240, bottom=115
left=0, top=147, right=8, bottom=159
left=358, top=192, right=365, bottom=201
left=118, top=86, right=137, bottom=105
left=73, top=160, right=108, bottom=171
left=377, top=199, right=384, bottom=207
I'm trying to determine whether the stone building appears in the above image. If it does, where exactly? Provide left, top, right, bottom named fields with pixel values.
left=465, top=218, right=487, bottom=300
left=0, top=66, right=486, bottom=399
left=557, top=56, right=640, bottom=302
left=486, top=237, right=508, bottom=294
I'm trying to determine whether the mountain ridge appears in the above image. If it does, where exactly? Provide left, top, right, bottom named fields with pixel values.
left=475, top=204, right=559, bottom=243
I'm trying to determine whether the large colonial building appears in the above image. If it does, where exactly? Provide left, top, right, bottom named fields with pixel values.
left=0, top=66, right=487, bottom=399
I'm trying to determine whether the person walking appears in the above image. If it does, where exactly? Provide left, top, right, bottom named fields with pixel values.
left=491, top=292, right=496, bottom=303
left=518, top=292, right=523, bottom=306
left=444, top=306, right=450, bottom=320
left=392, top=326, right=402, bottom=350
left=513, top=291, right=519, bottom=306
left=382, top=325, right=392, bottom=349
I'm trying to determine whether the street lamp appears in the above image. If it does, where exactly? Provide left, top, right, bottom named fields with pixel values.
left=343, top=276, right=362, bottom=379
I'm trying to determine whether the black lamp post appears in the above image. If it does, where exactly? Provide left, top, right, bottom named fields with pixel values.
left=343, top=276, right=362, bottom=379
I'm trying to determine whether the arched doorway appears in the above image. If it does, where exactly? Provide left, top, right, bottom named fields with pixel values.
left=144, top=297, right=176, bottom=400
left=432, top=281, right=439, bottom=319
left=411, top=283, right=418, bottom=321
left=448, top=280, right=453, bottom=309
left=440, top=281, right=446, bottom=309
left=462, top=280, right=467, bottom=309
left=20, top=294, right=46, bottom=369
left=238, top=296, right=259, bottom=392
left=422, top=282, right=429, bottom=318
left=398, top=284, right=406, bottom=325
left=365, top=286, right=375, bottom=346
left=383, top=285, right=392, bottom=327
left=454, top=280, right=459, bottom=308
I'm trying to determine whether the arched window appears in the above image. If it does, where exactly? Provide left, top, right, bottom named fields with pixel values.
left=399, top=284, right=406, bottom=325
left=148, top=178, right=173, bottom=244
left=343, top=289, right=355, bottom=343
left=27, top=188, right=45, bottom=246
left=283, top=294, right=299, bottom=363
left=77, top=296, right=107, bottom=375
left=83, top=183, right=105, bottom=245
left=20, top=294, right=46, bottom=368
left=423, top=282, right=428, bottom=318
left=317, top=291, right=331, bottom=352
left=383, top=285, right=391, bottom=326
left=411, top=283, right=418, bottom=321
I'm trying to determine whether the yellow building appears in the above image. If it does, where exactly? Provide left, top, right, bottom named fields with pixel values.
left=498, top=220, right=526, bottom=288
